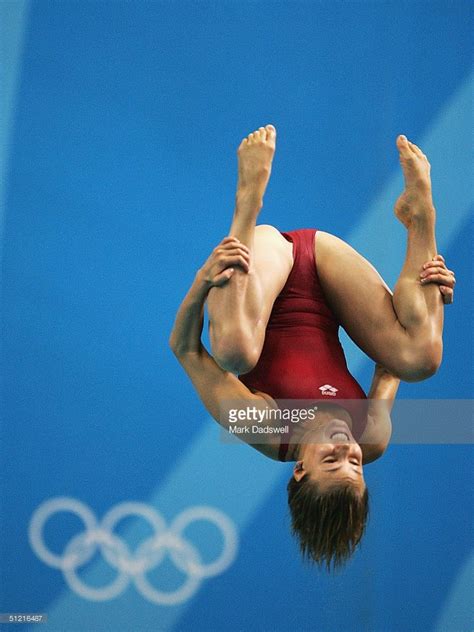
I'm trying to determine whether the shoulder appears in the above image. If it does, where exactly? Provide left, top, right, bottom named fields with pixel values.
left=249, top=388, right=278, bottom=408
left=361, top=442, right=387, bottom=465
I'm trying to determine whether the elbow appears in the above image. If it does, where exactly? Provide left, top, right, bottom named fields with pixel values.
left=362, top=441, right=389, bottom=464
left=169, top=333, right=183, bottom=358
left=169, top=333, right=196, bottom=361
left=168, top=333, right=177, bottom=354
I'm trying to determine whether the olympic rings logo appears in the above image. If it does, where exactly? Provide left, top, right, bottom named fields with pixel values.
left=28, top=497, right=238, bottom=605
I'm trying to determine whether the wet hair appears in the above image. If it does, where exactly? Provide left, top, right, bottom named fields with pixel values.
left=287, top=474, right=369, bottom=571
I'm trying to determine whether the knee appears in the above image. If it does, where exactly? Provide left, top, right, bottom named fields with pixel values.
left=211, top=328, right=260, bottom=375
left=395, top=338, right=443, bottom=382
left=213, top=342, right=260, bottom=375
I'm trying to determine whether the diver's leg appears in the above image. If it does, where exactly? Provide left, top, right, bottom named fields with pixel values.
left=207, top=125, right=292, bottom=374
left=316, top=136, right=444, bottom=382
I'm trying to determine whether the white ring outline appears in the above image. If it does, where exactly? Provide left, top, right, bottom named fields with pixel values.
left=170, top=505, right=238, bottom=578
left=134, top=533, right=202, bottom=606
left=28, top=497, right=98, bottom=569
left=62, top=530, right=131, bottom=601
left=99, top=501, right=167, bottom=574
left=28, top=497, right=239, bottom=605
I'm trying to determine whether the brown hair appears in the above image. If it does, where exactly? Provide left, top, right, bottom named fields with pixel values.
left=287, top=474, right=369, bottom=571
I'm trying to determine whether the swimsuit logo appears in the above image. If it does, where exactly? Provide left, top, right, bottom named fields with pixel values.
left=319, top=384, right=338, bottom=396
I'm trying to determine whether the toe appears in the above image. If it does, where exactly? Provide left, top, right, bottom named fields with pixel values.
left=238, top=137, right=248, bottom=151
left=265, top=124, right=276, bottom=141
left=258, top=127, right=266, bottom=140
left=409, top=141, right=423, bottom=158
left=413, top=143, right=429, bottom=163
left=405, top=138, right=417, bottom=155
left=396, top=135, right=412, bottom=157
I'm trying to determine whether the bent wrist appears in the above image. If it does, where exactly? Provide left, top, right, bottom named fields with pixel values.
left=192, top=269, right=212, bottom=297
left=374, top=363, right=397, bottom=378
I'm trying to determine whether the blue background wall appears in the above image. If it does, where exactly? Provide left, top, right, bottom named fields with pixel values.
left=1, top=1, right=473, bottom=631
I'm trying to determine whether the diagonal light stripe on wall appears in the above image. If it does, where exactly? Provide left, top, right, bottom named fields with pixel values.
left=434, top=547, right=474, bottom=632
left=0, top=0, right=30, bottom=452
left=0, top=0, right=30, bottom=261
left=36, top=71, right=473, bottom=632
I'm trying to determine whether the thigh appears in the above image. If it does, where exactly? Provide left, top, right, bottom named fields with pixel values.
left=207, top=223, right=293, bottom=333
left=315, top=231, right=409, bottom=369
left=252, top=224, right=294, bottom=325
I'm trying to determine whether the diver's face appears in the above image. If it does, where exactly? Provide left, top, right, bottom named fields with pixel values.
left=294, top=417, right=365, bottom=494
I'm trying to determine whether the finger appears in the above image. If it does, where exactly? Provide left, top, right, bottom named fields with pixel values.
left=433, top=254, right=445, bottom=263
left=421, top=261, right=447, bottom=272
left=421, top=272, right=455, bottom=286
left=218, top=248, right=251, bottom=266
left=421, top=266, right=450, bottom=278
left=421, top=265, right=454, bottom=280
left=439, top=286, right=454, bottom=305
left=432, top=270, right=456, bottom=287
left=221, top=236, right=240, bottom=245
left=434, top=268, right=456, bottom=284
left=229, top=247, right=250, bottom=259
left=219, top=254, right=250, bottom=271
left=218, top=240, right=249, bottom=252
left=421, top=272, right=454, bottom=284
left=420, top=265, right=449, bottom=279
left=216, top=246, right=250, bottom=261
left=213, top=268, right=234, bottom=286
left=220, top=243, right=250, bottom=255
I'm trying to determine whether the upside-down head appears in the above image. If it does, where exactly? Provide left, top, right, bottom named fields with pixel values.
left=287, top=403, right=369, bottom=570
left=287, top=474, right=369, bottom=571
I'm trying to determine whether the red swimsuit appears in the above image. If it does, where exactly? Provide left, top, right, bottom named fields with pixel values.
left=238, top=229, right=367, bottom=460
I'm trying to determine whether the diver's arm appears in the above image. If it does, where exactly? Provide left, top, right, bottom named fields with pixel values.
left=367, top=363, right=401, bottom=411
left=169, top=238, right=279, bottom=457
left=360, top=364, right=400, bottom=464
left=170, top=285, right=279, bottom=457
left=359, top=255, right=455, bottom=464
left=169, top=235, right=250, bottom=355
left=169, top=267, right=266, bottom=423
left=169, top=273, right=208, bottom=356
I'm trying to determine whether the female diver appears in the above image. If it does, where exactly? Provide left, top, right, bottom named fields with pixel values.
left=169, top=125, right=455, bottom=570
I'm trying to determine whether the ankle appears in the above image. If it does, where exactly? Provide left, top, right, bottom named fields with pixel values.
left=235, top=188, right=263, bottom=213
left=406, top=203, right=436, bottom=229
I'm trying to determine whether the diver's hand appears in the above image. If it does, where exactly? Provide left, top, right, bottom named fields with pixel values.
left=197, top=236, right=250, bottom=288
left=420, top=254, right=455, bottom=304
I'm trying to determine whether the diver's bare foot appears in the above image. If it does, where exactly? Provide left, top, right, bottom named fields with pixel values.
left=236, top=124, right=277, bottom=211
left=394, top=135, right=435, bottom=228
